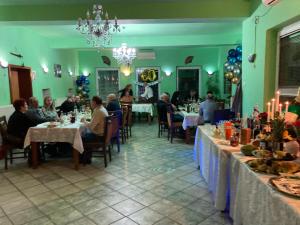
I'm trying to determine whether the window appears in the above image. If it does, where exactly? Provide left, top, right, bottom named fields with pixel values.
left=278, top=21, right=300, bottom=97
left=177, top=67, right=201, bottom=99
left=96, top=68, right=119, bottom=100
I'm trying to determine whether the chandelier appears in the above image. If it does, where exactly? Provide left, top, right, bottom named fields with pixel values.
left=76, top=4, right=121, bottom=48
left=112, top=43, right=136, bottom=65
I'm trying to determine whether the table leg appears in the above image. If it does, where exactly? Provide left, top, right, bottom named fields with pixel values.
left=31, top=142, right=39, bottom=169
left=148, top=113, right=151, bottom=125
left=185, top=128, right=191, bottom=144
left=73, top=148, right=79, bottom=170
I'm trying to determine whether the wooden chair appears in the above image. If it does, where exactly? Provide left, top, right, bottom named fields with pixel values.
left=107, top=112, right=121, bottom=153
left=83, top=116, right=113, bottom=167
left=120, top=103, right=132, bottom=141
left=167, top=112, right=183, bottom=143
left=0, top=116, right=27, bottom=169
left=157, top=109, right=168, bottom=138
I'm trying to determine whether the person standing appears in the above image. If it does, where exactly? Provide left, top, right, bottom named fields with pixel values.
left=119, top=84, right=133, bottom=98
left=140, top=82, right=154, bottom=103
left=199, top=91, right=217, bottom=123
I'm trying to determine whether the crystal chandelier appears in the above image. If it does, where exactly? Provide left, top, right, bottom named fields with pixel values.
left=76, top=4, right=121, bottom=48
left=112, top=43, right=136, bottom=65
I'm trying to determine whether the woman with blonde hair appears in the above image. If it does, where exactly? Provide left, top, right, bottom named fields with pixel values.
left=41, top=96, right=58, bottom=121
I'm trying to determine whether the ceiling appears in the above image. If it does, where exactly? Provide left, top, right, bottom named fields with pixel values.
left=0, top=0, right=214, bottom=5
left=22, top=21, right=242, bottom=38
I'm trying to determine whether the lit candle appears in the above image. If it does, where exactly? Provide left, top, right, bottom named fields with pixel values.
left=271, top=98, right=275, bottom=120
left=285, top=101, right=289, bottom=113
left=267, top=102, right=271, bottom=122
left=279, top=103, right=282, bottom=115
left=275, top=91, right=280, bottom=112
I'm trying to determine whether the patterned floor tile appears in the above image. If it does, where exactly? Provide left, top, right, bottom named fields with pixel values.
left=112, top=199, right=145, bottom=216
left=129, top=208, right=164, bottom=225
left=88, top=207, right=124, bottom=225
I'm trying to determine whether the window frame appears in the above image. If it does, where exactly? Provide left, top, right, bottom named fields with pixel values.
left=95, top=68, right=120, bottom=99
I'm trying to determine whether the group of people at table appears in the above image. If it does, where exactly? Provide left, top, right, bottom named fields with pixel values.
left=5, top=81, right=218, bottom=163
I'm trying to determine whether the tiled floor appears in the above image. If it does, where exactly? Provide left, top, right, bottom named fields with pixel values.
left=0, top=122, right=232, bottom=225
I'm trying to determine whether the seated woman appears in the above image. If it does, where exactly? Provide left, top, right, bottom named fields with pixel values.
left=81, top=96, right=108, bottom=142
left=41, top=96, right=58, bottom=121
left=106, top=94, right=121, bottom=112
left=7, top=99, right=35, bottom=145
left=119, top=84, right=133, bottom=98
left=171, top=91, right=184, bottom=107
left=120, top=90, right=133, bottom=104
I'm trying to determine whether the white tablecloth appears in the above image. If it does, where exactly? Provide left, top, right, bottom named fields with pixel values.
left=193, top=125, right=240, bottom=210
left=24, top=122, right=85, bottom=153
left=230, top=153, right=300, bottom=225
left=132, top=104, right=154, bottom=116
left=179, top=111, right=199, bottom=130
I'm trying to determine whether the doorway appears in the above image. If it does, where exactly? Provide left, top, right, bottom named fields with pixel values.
left=8, top=65, right=33, bottom=103
left=177, top=67, right=201, bottom=99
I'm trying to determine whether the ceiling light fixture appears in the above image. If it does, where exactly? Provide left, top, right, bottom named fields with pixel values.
left=76, top=4, right=121, bottom=48
left=113, top=43, right=136, bottom=65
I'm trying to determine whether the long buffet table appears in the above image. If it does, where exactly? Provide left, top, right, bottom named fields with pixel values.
left=194, top=125, right=300, bottom=225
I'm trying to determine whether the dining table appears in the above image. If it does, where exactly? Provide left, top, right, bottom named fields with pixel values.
left=178, top=110, right=199, bottom=144
left=132, top=103, right=154, bottom=124
left=24, top=114, right=88, bottom=170
left=193, top=124, right=240, bottom=210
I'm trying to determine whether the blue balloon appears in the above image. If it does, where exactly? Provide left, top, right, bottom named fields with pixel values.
left=85, top=79, right=90, bottom=85
left=236, top=55, right=242, bottom=62
left=76, top=80, right=82, bottom=86
left=228, top=49, right=236, bottom=57
left=236, top=45, right=242, bottom=53
left=228, top=57, right=237, bottom=64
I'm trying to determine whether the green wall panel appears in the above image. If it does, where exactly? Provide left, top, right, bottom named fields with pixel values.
left=0, top=27, right=78, bottom=106
left=242, top=0, right=300, bottom=116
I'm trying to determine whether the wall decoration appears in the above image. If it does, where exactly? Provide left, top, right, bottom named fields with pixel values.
left=54, top=64, right=62, bottom=77
left=136, top=67, right=160, bottom=102
left=101, top=56, right=111, bottom=66
left=185, top=56, right=194, bottom=64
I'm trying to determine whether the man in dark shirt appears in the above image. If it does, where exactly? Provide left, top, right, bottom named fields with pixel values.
left=157, top=93, right=183, bottom=123
left=106, top=94, right=121, bottom=112
left=60, top=96, right=75, bottom=114
left=7, top=99, right=35, bottom=140
left=26, top=97, right=48, bottom=126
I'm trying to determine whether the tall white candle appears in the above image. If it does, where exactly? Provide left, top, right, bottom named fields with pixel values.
left=267, top=102, right=271, bottom=122
left=285, top=101, right=289, bottom=113
left=275, top=91, right=280, bottom=112
left=279, top=103, right=282, bottom=115
left=271, top=98, right=275, bottom=120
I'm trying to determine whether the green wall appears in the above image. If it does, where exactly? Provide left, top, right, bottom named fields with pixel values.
left=242, top=0, right=300, bottom=116
left=78, top=45, right=237, bottom=100
left=0, top=26, right=78, bottom=106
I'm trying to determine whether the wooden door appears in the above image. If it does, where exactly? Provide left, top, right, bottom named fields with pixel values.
left=8, top=65, right=32, bottom=103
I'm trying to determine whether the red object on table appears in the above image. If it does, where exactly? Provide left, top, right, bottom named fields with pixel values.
left=224, top=122, right=233, bottom=140
left=241, top=128, right=251, bottom=145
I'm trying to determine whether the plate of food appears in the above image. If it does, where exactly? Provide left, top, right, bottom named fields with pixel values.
left=273, top=151, right=296, bottom=161
left=269, top=176, right=300, bottom=198
left=47, top=122, right=59, bottom=128
left=246, top=159, right=300, bottom=175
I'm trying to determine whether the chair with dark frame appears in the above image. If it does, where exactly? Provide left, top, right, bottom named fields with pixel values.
left=0, top=116, right=28, bottom=169
left=167, top=111, right=183, bottom=143
left=82, top=116, right=113, bottom=167
left=107, top=111, right=121, bottom=153
left=157, top=108, right=168, bottom=138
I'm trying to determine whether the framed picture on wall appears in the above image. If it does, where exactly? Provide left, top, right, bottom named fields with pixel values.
left=54, top=64, right=62, bottom=77
left=136, top=67, right=160, bottom=102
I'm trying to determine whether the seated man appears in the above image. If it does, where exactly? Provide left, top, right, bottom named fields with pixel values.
left=7, top=99, right=35, bottom=145
left=74, top=96, right=82, bottom=112
left=82, top=96, right=108, bottom=142
left=60, top=96, right=75, bottom=114
left=171, top=91, right=184, bottom=107
left=26, top=97, right=48, bottom=126
left=185, top=89, right=198, bottom=103
left=199, top=91, right=217, bottom=123
left=140, top=82, right=154, bottom=103
left=106, top=93, right=121, bottom=112
left=157, top=93, right=183, bottom=123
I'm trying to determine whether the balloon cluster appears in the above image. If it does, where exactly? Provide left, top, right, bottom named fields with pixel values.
left=76, top=75, right=90, bottom=100
left=224, top=45, right=242, bottom=84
